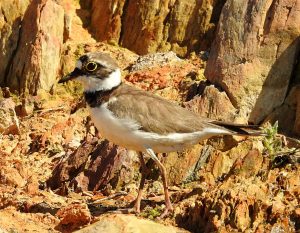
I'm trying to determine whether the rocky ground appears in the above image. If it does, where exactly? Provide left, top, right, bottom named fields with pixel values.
left=1, top=0, right=300, bottom=232
left=0, top=44, right=299, bottom=233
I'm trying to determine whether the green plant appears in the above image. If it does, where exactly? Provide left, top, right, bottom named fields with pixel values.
left=140, top=205, right=163, bottom=220
left=262, top=121, right=282, bottom=160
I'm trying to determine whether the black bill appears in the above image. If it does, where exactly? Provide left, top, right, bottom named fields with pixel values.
left=58, top=68, right=84, bottom=83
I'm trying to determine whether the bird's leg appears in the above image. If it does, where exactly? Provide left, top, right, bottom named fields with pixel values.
left=107, top=152, right=148, bottom=215
left=133, top=152, right=148, bottom=213
left=146, top=148, right=173, bottom=218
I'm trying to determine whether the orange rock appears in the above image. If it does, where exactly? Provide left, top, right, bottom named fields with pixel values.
left=238, top=149, right=263, bottom=178
left=6, top=0, right=64, bottom=94
left=232, top=201, right=251, bottom=231
left=271, top=200, right=286, bottom=218
left=0, top=99, right=20, bottom=135
left=26, top=177, right=39, bottom=195
left=205, top=0, right=300, bottom=125
left=184, top=85, right=237, bottom=122
left=56, top=203, right=91, bottom=229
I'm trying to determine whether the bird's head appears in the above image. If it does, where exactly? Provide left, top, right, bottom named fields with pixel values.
left=59, top=52, right=121, bottom=92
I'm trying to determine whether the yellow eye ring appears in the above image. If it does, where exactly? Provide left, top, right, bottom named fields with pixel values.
left=85, top=62, right=98, bottom=72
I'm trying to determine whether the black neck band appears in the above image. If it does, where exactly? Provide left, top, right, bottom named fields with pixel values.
left=84, top=85, right=119, bottom=108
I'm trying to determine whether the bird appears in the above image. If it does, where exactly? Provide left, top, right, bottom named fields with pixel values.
left=58, top=52, right=263, bottom=218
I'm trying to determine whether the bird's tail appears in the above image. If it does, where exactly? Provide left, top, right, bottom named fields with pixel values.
left=211, top=121, right=266, bottom=136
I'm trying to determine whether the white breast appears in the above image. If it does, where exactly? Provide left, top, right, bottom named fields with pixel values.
left=88, top=103, right=229, bottom=153
left=89, top=103, right=145, bottom=150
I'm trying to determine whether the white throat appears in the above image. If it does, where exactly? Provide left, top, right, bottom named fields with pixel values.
left=77, top=69, right=121, bottom=92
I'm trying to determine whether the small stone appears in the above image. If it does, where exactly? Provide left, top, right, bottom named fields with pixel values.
left=270, top=225, right=285, bottom=233
left=239, top=149, right=263, bottom=178
left=0, top=99, right=20, bottom=135
left=271, top=200, right=285, bottom=218
left=56, top=203, right=91, bottom=229
left=232, top=201, right=251, bottom=232
left=0, top=166, right=26, bottom=187
left=129, top=52, right=181, bottom=72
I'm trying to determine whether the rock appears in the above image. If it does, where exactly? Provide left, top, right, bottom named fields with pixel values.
left=290, top=85, right=300, bottom=135
left=232, top=201, right=251, bottom=231
left=90, top=0, right=125, bottom=44
left=25, top=177, right=39, bottom=195
left=57, top=0, right=73, bottom=42
left=124, top=52, right=200, bottom=102
left=0, top=165, right=26, bottom=188
left=0, top=228, right=7, bottom=233
left=56, top=203, right=91, bottom=230
left=128, top=52, right=181, bottom=72
left=77, top=214, right=189, bottom=233
left=6, top=0, right=64, bottom=95
left=47, top=139, right=97, bottom=191
left=265, top=84, right=300, bottom=136
left=294, top=101, right=300, bottom=136
left=271, top=199, right=286, bottom=220
left=293, top=207, right=300, bottom=227
left=0, top=206, right=60, bottom=232
left=57, top=0, right=94, bottom=43
left=264, top=104, right=296, bottom=136
left=205, top=0, right=300, bottom=124
left=90, top=0, right=225, bottom=56
left=163, top=144, right=204, bottom=185
left=28, top=201, right=60, bottom=215
left=47, top=139, right=138, bottom=193
left=235, top=149, right=263, bottom=178
left=0, top=98, right=20, bottom=134
left=184, top=84, right=237, bottom=122
left=0, top=0, right=31, bottom=85
left=211, top=151, right=232, bottom=179
left=204, top=141, right=253, bottom=179
left=270, top=225, right=287, bottom=233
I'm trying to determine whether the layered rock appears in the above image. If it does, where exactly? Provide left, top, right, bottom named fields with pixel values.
left=47, top=139, right=137, bottom=193
left=205, top=0, right=300, bottom=124
left=6, top=0, right=64, bottom=95
left=91, top=0, right=226, bottom=56
left=91, top=0, right=125, bottom=43
left=184, top=84, right=237, bottom=122
left=58, top=0, right=95, bottom=43
left=0, top=0, right=31, bottom=85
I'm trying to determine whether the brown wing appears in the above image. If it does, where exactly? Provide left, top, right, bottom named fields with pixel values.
left=107, top=84, right=218, bottom=135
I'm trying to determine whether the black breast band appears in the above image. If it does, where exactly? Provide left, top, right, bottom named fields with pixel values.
left=84, top=86, right=119, bottom=108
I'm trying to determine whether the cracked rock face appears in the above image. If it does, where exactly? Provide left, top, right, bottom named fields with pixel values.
left=205, top=0, right=300, bottom=124
left=90, top=0, right=225, bottom=57
left=5, top=0, right=64, bottom=95
left=0, top=0, right=31, bottom=86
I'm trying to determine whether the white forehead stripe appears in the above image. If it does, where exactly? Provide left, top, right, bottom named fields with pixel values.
left=76, top=68, right=122, bottom=92
left=76, top=60, right=82, bottom=69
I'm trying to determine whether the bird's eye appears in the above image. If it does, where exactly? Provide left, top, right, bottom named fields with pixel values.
left=85, top=62, right=98, bottom=72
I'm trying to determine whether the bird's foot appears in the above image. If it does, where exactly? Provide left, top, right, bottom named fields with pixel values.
left=158, top=204, right=173, bottom=219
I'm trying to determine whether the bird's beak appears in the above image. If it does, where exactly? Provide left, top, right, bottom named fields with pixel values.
left=58, top=68, right=84, bottom=83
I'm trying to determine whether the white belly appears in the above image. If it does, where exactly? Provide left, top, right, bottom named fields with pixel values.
left=89, top=104, right=219, bottom=153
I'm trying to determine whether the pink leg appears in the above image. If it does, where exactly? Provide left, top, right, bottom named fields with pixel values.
left=146, top=148, right=173, bottom=218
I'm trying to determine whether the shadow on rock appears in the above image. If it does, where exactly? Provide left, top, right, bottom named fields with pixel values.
left=47, top=138, right=136, bottom=195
